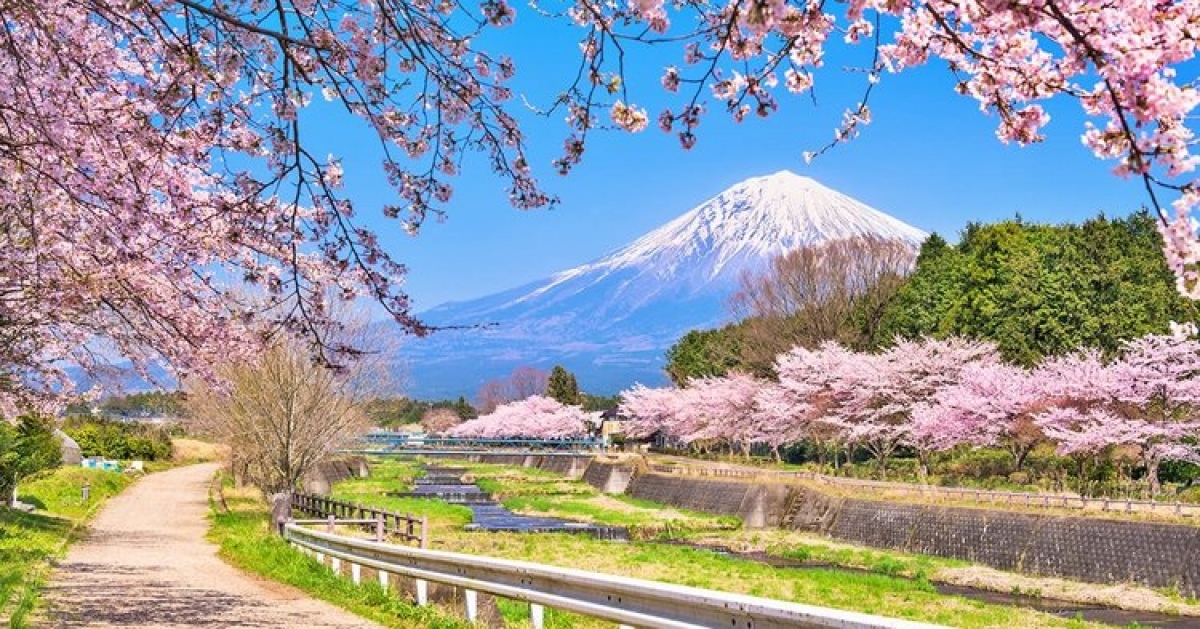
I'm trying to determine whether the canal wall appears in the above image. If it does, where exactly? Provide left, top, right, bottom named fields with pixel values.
left=304, top=456, right=370, bottom=495
left=816, top=497, right=1200, bottom=596
left=421, top=452, right=593, bottom=479
left=619, top=473, right=1200, bottom=596
left=580, top=460, right=637, bottom=495
left=623, top=472, right=790, bottom=528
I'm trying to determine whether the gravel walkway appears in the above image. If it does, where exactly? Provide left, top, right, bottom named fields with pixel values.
left=37, top=463, right=381, bottom=628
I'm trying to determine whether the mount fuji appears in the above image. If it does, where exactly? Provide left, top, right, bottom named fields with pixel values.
left=397, top=171, right=927, bottom=398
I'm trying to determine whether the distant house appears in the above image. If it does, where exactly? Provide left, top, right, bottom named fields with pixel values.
left=55, top=430, right=82, bottom=466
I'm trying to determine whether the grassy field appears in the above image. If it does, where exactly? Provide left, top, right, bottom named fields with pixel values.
left=317, top=457, right=1104, bottom=628
left=0, top=467, right=131, bottom=627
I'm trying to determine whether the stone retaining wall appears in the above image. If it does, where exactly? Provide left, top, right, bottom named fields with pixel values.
left=792, top=492, right=1200, bottom=596
left=581, top=460, right=638, bottom=495
left=304, top=456, right=370, bottom=495
left=624, top=472, right=788, bottom=527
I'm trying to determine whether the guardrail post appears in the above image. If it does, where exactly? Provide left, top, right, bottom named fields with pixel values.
left=464, top=589, right=478, bottom=622
left=415, top=579, right=428, bottom=606
left=378, top=569, right=389, bottom=591
left=530, top=603, right=545, bottom=629
left=315, top=551, right=324, bottom=565
left=351, top=562, right=361, bottom=585
left=331, top=556, right=341, bottom=575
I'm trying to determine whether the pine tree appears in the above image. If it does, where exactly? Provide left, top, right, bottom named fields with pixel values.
left=546, top=365, right=581, bottom=405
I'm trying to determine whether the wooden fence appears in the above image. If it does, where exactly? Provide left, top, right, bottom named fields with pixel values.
left=291, top=492, right=427, bottom=547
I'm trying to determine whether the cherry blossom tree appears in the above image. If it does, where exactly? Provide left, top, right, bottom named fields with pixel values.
left=9, top=0, right=1200, bottom=418
left=447, top=395, right=591, bottom=439
left=619, top=383, right=688, bottom=442
left=757, top=341, right=860, bottom=467
left=676, top=373, right=771, bottom=456
left=911, top=362, right=1047, bottom=473
left=834, top=337, right=999, bottom=477
left=1035, top=335, right=1200, bottom=495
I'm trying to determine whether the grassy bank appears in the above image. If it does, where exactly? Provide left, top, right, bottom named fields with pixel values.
left=322, top=457, right=1099, bottom=628
left=208, top=483, right=472, bottom=628
left=0, top=467, right=131, bottom=627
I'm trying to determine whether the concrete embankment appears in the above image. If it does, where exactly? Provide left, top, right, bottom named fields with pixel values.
left=407, top=452, right=1200, bottom=596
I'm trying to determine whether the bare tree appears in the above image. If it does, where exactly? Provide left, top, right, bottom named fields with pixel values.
left=475, top=366, right=549, bottom=413
left=731, top=237, right=916, bottom=375
left=510, top=366, right=549, bottom=400
left=421, top=407, right=462, bottom=435
left=185, top=317, right=386, bottom=495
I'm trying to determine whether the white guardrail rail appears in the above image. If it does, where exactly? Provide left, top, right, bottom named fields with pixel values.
left=284, top=523, right=946, bottom=629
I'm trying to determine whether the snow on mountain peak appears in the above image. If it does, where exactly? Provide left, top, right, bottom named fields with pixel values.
left=463, top=171, right=928, bottom=316
left=407, top=172, right=929, bottom=398
left=580, top=169, right=927, bottom=282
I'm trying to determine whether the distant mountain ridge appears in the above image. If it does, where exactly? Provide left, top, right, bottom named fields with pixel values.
left=397, top=171, right=927, bottom=398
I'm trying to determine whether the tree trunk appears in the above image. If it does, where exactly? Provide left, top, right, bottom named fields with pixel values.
left=1146, top=455, right=1162, bottom=497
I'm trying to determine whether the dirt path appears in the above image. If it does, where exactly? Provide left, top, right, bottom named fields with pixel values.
left=37, top=463, right=381, bottom=628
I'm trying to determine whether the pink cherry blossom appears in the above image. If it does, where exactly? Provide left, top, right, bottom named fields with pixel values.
left=447, top=395, right=592, bottom=439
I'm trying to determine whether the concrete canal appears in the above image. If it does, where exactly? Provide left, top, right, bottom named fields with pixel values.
left=396, top=466, right=627, bottom=539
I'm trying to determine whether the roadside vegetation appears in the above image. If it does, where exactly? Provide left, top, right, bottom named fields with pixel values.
left=208, top=479, right=472, bottom=629
left=0, top=467, right=130, bottom=627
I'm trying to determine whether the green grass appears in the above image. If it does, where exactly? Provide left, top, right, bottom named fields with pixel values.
left=436, top=532, right=1096, bottom=628
left=208, top=493, right=471, bottom=628
left=1, top=467, right=130, bottom=627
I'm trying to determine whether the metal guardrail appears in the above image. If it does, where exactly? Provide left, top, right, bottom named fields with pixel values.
left=648, top=464, right=1200, bottom=517
left=283, top=524, right=946, bottom=629
left=292, top=492, right=427, bottom=546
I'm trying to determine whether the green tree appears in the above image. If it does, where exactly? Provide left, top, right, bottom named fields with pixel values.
left=664, top=327, right=747, bottom=384
left=581, top=393, right=620, bottom=412
left=546, top=365, right=581, bottom=405
left=0, top=415, right=63, bottom=507
left=875, top=211, right=1196, bottom=365
left=450, top=396, right=477, bottom=419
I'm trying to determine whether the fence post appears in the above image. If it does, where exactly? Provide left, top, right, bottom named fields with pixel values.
left=530, top=603, right=545, bottom=629
left=416, top=579, right=428, bottom=605
left=464, top=589, right=478, bottom=622
left=376, top=513, right=385, bottom=542
left=1126, top=498, right=1133, bottom=514
left=378, top=569, right=389, bottom=591
left=420, top=516, right=428, bottom=549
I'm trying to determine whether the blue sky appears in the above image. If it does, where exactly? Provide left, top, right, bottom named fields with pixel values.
left=312, top=15, right=1157, bottom=315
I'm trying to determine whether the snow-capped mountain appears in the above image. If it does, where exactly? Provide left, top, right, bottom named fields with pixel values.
left=398, top=171, right=927, bottom=398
